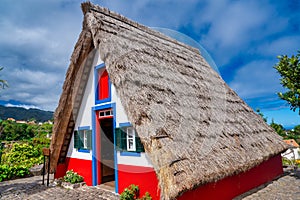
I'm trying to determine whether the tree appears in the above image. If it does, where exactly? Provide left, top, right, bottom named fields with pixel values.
left=256, top=108, right=267, bottom=122
left=0, top=67, right=8, bottom=89
left=270, top=119, right=285, bottom=136
left=274, top=51, right=300, bottom=114
left=294, top=124, right=300, bottom=135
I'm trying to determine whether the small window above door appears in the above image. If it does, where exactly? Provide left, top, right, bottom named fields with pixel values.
left=99, top=108, right=113, bottom=118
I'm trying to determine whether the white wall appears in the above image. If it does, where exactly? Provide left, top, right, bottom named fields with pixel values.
left=282, top=148, right=300, bottom=160
left=67, top=51, right=153, bottom=168
left=113, top=91, right=129, bottom=126
left=66, top=50, right=102, bottom=160
left=117, top=152, right=153, bottom=167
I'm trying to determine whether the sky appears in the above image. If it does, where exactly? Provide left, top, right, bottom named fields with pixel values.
left=0, top=0, right=299, bottom=128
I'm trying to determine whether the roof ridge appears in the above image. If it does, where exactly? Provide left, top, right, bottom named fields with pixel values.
left=81, top=2, right=199, bottom=55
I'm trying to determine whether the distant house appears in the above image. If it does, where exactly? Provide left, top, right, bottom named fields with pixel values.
left=282, top=139, right=300, bottom=160
left=16, top=120, right=27, bottom=124
left=46, top=120, right=53, bottom=125
left=28, top=120, right=36, bottom=125
left=50, top=2, right=287, bottom=200
left=7, top=118, right=15, bottom=122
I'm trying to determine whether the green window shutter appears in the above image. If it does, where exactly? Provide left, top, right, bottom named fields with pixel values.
left=86, top=130, right=92, bottom=150
left=115, top=127, right=128, bottom=151
left=135, top=136, right=145, bottom=153
left=78, top=130, right=84, bottom=149
left=120, top=127, right=127, bottom=151
left=74, top=131, right=79, bottom=149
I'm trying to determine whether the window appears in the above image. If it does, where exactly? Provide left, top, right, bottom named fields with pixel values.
left=74, top=129, right=92, bottom=151
left=99, top=109, right=113, bottom=117
left=98, top=70, right=109, bottom=100
left=126, top=127, right=136, bottom=151
left=95, top=66, right=111, bottom=104
left=115, top=126, right=145, bottom=153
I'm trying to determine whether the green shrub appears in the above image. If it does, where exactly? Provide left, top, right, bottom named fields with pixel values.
left=32, top=137, right=51, bottom=146
left=120, top=184, right=152, bottom=200
left=2, top=143, right=43, bottom=168
left=0, top=142, right=43, bottom=182
left=0, top=164, right=29, bottom=182
left=140, top=192, right=152, bottom=200
left=120, top=184, right=139, bottom=200
left=63, top=170, right=84, bottom=184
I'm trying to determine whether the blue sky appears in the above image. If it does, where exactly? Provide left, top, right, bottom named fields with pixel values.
left=0, top=0, right=299, bottom=128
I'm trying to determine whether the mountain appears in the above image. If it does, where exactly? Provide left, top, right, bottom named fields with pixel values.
left=0, top=105, right=54, bottom=122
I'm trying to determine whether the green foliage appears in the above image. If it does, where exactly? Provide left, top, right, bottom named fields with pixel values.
left=282, top=157, right=300, bottom=168
left=32, top=137, right=51, bottom=146
left=0, top=120, right=52, bottom=141
left=0, top=119, right=51, bottom=182
left=256, top=109, right=267, bottom=122
left=120, top=184, right=152, bottom=200
left=255, top=109, right=300, bottom=142
left=274, top=51, right=300, bottom=114
left=0, top=120, right=33, bottom=141
left=2, top=143, right=43, bottom=168
left=120, top=184, right=139, bottom=200
left=0, top=164, right=29, bottom=181
left=270, top=119, right=285, bottom=136
left=294, top=125, right=300, bottom=135
left=269, top=120, right=300, bottom=143
left=282, top=157, right=291, bottom=166
left=0, top=141, right=48, bottom=182
left=140, top=192, right=152, bottom=200
left=63, top=170, right=84, bottom=184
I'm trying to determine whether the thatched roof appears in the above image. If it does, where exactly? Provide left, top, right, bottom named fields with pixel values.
left=50, top=2, right=288, bottom=199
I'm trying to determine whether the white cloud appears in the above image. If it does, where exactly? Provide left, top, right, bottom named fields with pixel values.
left=229, top=60, right=282, bottom=98
left=254, top=35, right=300, bottom=58
left=0, top=0, right=299, bottom=117
left=1, top=68, right=63, bottom=111
left=195, top=1, right=291, bottom=67
left=5, top=103, right=39, bottom=110
left=0, top=1, right=83, bottom=111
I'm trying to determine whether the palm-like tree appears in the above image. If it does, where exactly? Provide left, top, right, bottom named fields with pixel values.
left=0, top=67, right=8, bottom=89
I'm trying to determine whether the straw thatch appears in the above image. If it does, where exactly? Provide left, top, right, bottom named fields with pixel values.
left=50, top=2, right=288, bottom=199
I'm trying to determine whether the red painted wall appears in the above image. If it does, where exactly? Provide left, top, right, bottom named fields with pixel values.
left=55, top=163, right=68, bottom=179
left=55, top=157, right=93, bottom=186
left=55, top=154, right=282, bottom=200
left=98, top=70, right=109, bottom=100
left=118, top=164, right=160, bottom=200
left=178, top=154, right=283, bottom=200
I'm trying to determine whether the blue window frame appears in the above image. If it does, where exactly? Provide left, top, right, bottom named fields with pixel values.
left=74, top=126, right=92, bottom=153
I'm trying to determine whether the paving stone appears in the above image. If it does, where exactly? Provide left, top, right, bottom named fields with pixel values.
left=0, top=175, right=119, bottom=200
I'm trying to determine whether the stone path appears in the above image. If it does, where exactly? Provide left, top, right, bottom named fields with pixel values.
left=0, top=175, right=119, bottom=200
left=0, top=168, right=299, bottom=200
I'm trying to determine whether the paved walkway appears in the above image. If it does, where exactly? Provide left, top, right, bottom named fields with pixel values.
left=0, top=168, right=299, bottom=200
left=0, top=175, right=119, bottom=200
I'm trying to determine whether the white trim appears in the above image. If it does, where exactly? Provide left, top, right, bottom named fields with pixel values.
left=117, top=152, right=153, bottom=167
left=126, top=127, right=136, bottom=151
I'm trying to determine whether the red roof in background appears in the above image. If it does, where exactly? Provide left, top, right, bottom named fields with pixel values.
left=283, top=139, right=299, bottom=148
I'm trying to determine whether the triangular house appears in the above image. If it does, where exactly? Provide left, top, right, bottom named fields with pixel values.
left=50, top=2, right=287, bottom=200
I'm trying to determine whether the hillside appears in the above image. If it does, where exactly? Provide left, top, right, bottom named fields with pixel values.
left=0, top=105, right=53, bottom=122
